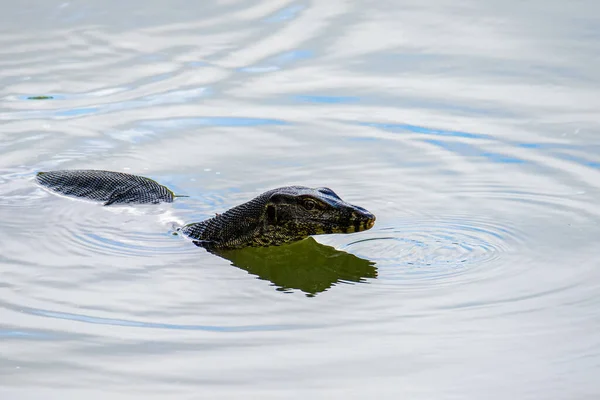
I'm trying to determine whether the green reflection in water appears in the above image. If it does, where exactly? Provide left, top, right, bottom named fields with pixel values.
left=211, top=237, right=377, bottom=296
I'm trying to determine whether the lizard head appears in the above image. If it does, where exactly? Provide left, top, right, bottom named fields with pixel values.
left=256, top=186, right=376, bottom=245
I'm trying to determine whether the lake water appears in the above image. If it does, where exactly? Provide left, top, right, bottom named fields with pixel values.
left=1, top=1, right=599, bottom=398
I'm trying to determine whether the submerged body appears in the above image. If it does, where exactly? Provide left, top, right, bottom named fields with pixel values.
left=36, top=170, right=175, bottom=205
left=36, top=170, right=375, bottom=249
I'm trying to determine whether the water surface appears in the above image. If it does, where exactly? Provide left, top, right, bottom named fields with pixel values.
left=1, top=0, right=599, bottom=398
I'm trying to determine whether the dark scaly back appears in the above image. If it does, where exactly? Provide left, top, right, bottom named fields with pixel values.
left=180, top=186, right=376, bottom=250
left=180, top=191, right=272, bottom=249
left=36, top=170, right=174, bottom=205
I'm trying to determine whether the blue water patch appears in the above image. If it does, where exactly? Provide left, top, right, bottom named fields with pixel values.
left=424, top=139, right=526, bottom=164
left=480, top=152, right=526, bottom=164
left=141, top=116, right=289, bottom=131
left=517, top=142, right=550, bottom=149
left=240, top=50, right=313, bottom=73
left=516, top=142, right=579, bottom=150
left=273, top=49, right=313, bottom=63
left=149, top=72, right=174, bottom=82
left=0, top=329, right=46, bottom=338
left=424, top=139, right=482, bottom=156
left=358, top=121, right=488, bottom=139
left=22, top=307, right=310, bottom=333
left=552, top=152, right=600, bottom=169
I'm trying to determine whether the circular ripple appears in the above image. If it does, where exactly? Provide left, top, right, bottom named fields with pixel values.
left=11, top=187, right=199, bottom=260
left=69, top=228, right=190, bottom=258
left=339, top=215, right=526, bottom=288
left=58, top=206, right=199, bottom=258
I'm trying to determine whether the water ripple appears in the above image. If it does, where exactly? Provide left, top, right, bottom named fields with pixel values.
left=341, top=215, right=525, bottom=289
left=12, top=305, right=308, bottom=333
left=0, top=0, right=599, bottom=396
left=39, top=200, right=196, bottom=258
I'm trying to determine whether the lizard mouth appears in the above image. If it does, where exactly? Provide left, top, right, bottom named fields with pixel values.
left=356, top=213, right=376, bottom=232
left=304, top=212, right=376, bottom=234
left=352, top=207, right=376, bottom=232
left=365, top=217, right=376, bottom=230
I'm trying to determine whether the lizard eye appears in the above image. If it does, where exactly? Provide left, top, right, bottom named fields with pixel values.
left=302, top=199, right=317, bottom=210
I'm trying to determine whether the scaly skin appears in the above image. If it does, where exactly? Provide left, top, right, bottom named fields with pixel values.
left=36, top=170, right=376, bottom=249
left=36, top=170, right=175, bottom=205
left=179, top=186, right=375, bottom=249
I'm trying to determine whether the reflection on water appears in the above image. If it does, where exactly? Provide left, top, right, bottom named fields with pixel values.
left=210, top=237, right=376, bottom=296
